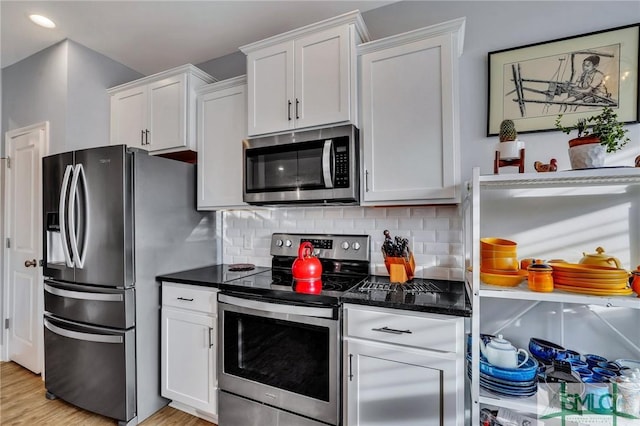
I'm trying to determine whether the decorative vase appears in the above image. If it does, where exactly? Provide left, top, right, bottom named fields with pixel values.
left=568, top=136, right=605, bottom=169
left=496, top=140, right=525, bottom=160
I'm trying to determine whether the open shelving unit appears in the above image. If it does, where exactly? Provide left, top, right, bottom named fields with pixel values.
left=464, top=167, right=640, bottom=424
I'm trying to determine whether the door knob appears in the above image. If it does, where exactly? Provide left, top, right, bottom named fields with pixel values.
left=24, top=259, right=37, bottom=268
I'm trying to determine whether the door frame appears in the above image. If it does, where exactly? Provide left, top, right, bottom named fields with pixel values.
left=2, top=121, right=49, bottom=363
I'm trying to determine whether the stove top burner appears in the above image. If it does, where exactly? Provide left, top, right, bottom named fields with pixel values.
left=358, top=280, right=443, bottom=293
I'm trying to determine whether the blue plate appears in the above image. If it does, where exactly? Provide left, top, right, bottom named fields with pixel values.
left=466, top=353, right=539, bottom=382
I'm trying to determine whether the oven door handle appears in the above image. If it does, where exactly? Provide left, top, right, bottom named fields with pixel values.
left=219, top=294, right=334, bottom=319
left=322, top=139, right=334, bottom=189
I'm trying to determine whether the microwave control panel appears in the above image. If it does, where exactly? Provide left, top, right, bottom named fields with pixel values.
left=333, top=136, right=349, bottom=188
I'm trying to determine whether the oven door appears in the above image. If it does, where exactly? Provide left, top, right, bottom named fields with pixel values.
left=218, top=293, right=340, bottom=425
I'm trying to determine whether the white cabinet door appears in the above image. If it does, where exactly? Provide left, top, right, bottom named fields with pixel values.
left=110, top=85, right=147, bottom=149
left=197, top=78, right=248, bottom=209
left=345, top=339, right=458, bottom=426
left=359, top=20, right=465, bottom=206
left=247, top=41, right=294, bottom=136
left=161, top=307, right=217, bottom=416
left=295, top=25, right=351, bottom=130
left=148, top=73, right=187, bottom=152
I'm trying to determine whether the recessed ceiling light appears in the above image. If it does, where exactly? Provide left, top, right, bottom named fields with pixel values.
left=29, top=14, right=56, bottom=29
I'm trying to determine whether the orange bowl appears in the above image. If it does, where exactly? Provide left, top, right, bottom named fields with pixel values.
left=480, top=270, right=527, bottom=287
left=481, top=258, right=519, bottom=271
left=480, top=237, right=518, bottom=252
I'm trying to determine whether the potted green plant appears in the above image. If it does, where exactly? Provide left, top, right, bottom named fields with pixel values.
left=555, top=106, right=630, bottom=169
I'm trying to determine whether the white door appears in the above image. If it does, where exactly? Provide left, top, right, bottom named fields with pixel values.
left=148, top=73, right=187, bottom=152
left=3, top=122, right=48, bottom=373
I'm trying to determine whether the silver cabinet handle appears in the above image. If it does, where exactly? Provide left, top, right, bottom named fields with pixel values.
left=209, top=327, right=214, bottom=348
left=45, top=283, right=123, bottom=302
left=371, top=326, right=413, bottom=335
left=365, top=170, right=370, bottom=192
left=141, top=129, right=144, bottom=145
left=45, top=318, right=123, bottom=344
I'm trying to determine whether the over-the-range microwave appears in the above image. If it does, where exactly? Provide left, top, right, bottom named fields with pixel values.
left=243, top=125, right=359, bottom=205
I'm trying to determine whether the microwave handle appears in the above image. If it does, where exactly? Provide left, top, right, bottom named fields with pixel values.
left=322, top=139, right=334, bottom=189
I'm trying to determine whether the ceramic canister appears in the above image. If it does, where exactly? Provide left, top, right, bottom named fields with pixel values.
left=527, top=261, right=554, bottom=292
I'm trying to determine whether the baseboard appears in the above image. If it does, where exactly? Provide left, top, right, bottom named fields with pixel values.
left=168, top=400, right=218, bottom=424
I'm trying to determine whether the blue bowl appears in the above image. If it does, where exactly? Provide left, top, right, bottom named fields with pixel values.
left=592, top=367, right=616, bottom=382
left=529, top=338, right=566, bottom=362
left=585, top=354, right=608, bottom=368
left=568, top=359, right=589, bottom=370
left=597, top=361, right=622, bottom=375
left=575, top=367, right=593, bottom=378
left=466, top=352, right=539, bottom=382
left=557, top=349, right=581, bottom=360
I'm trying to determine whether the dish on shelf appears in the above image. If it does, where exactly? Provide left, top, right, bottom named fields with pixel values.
left=615, top=359, right=640, bottom=370
left=480, top=267, right=527, bottom=276
left=480, top=237, right=517, bottom=251
left=480, top=270, right=528, bottom=287
left=554, top=284, right=633, bottom=296
left=549, top=262, right=630, bottom=278
left=466, top=352, right=539, bottom=382
left=529, top=338, right=566, bottom=362
left=553, top=276, right=630, bottom=290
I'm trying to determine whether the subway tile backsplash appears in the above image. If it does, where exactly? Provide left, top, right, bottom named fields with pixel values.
left=222, top=205, right=464, bottom=280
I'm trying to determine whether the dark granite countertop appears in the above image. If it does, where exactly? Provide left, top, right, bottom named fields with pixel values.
left=340, top=276, right=472, bottom=317
left=157, top=265, right=472, bottom=317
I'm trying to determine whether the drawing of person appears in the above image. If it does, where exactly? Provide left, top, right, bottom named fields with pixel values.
left=561, top=55, right=609, bottom=111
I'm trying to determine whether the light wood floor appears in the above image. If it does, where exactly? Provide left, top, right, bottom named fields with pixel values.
left=0, top=361, right=216, bottom=425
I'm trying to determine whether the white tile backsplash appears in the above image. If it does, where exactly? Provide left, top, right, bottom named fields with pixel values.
left=222, top=205, right=464, bottom=280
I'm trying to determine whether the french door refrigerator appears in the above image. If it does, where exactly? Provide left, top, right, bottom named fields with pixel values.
left=42, top=145, right=217, bottom=425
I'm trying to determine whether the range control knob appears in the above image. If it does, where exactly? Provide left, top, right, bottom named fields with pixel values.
left=314, top=249, right=320, bottom=256
left=352, top=242, right=361, bottom=251
left=285, top=239, right=293, bottom=247
left=341, top=241, right=350, bottom=250
left=275, top=239, right=284, bottom=247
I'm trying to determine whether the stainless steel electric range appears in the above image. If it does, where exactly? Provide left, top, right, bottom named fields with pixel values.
left=218, top=233, right=371, bottom=426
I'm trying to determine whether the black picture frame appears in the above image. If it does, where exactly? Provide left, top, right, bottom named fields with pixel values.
left=487, top=23, right=639, bottom=136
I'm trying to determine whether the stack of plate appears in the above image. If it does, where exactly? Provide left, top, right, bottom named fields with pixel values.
left=480, top=238, right=527, bottom=287
left=466, top=353, right=539, bottom=398
left=549, top=262, right=632, bottom=296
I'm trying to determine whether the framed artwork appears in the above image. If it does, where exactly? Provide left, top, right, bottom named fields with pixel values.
left=487, top=23, right=639, bottom=136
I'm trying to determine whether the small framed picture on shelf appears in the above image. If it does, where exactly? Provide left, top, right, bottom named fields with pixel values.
left=487, top=23, right=639, bottom=136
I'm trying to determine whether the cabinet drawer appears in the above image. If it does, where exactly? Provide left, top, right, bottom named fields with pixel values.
left=162, top=282, right=218, bottom=314
left=346, top=307, right=460, bottom=353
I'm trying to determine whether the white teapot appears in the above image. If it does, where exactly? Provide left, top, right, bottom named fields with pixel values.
left=480, top=334, right=529, bottom=369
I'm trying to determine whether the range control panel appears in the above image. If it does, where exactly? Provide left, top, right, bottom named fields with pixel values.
left=271, top=233, right=371, bottom=262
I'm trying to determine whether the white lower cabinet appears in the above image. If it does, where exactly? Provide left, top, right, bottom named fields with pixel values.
left=343, top=304, right=465, bottom=425
left=161, top=282, right=218, bottom=422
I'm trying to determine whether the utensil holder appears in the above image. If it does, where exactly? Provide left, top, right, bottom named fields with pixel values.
left=384, top=253, right=415, bottom=283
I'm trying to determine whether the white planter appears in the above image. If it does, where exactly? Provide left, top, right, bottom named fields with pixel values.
left=568, top=143, right=605, bottom=169
left=496, top=140, right=524, bottom=160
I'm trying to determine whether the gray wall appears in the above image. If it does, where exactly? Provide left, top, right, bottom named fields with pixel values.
left=1, top=39, right=142, bottom=156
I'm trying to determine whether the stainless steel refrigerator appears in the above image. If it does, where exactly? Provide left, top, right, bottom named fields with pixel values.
left=42, top=145, right=217, bottom=425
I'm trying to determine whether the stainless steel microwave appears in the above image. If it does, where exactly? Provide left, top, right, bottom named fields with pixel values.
left=243, top=125, right=359, bottom=205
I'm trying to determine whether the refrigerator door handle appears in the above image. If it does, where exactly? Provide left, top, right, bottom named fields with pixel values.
left=59, top=165, right=74, bottom=268
left=69, top=163, right=88, bottom=269
left=44, top=318, right=123, bottom=344
left=44, top=283, right=124, bottom=302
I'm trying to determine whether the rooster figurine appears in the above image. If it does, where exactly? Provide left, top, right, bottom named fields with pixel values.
left=534, top=158, right=558, bottom=173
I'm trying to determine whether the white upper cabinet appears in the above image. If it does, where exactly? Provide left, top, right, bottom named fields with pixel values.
left=108, top=64, right=216, bottom=154
left=240, top=10, right=369, bottom=137
left=196, top=76, right=249, bottom=210
left=359, top=18, right=465, bottom=205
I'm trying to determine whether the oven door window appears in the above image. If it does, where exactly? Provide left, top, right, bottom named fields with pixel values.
left=245, top=141, right=327, bottom=192
left=223, top=311, right=330, bottom=402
